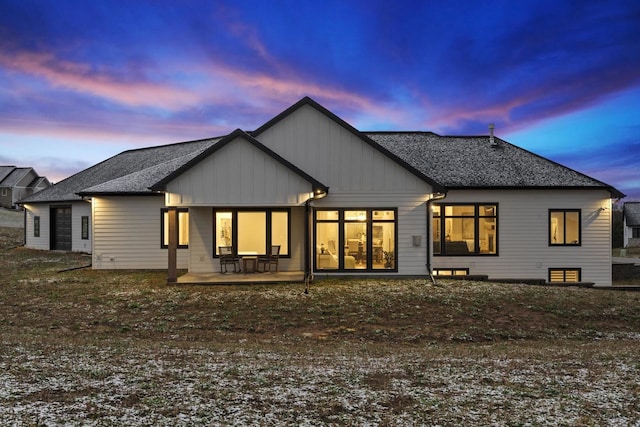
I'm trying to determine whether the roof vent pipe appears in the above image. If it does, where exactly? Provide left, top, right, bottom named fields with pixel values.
left=489, top=123, right=497, bottom=146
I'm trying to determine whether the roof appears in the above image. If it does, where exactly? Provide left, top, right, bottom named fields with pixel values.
left=623, top=202, right=640, bottom=226
left=19, top=97, right=625, bottom=204
left=21, top=138, right=219, bottom=203
left=0, top=167, right=33, bottom=188
left=367, top=132, right=624, bottom=198
left=0, top=166, right=15, bottom=183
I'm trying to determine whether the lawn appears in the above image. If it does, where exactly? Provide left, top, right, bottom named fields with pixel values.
left=1, top=229, right=639, bottom=425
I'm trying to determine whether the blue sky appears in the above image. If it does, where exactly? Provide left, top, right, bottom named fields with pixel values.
left=1, top=0, right=639, bottom=200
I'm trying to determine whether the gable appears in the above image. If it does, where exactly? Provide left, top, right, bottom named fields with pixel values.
left=164, top=133, right=323, bottom=206
left=254, top=100, right=438, bottom=195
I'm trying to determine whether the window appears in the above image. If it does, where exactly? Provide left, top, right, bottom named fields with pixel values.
left=34, top=216, right=40, bottom=237
left=433, top=204, right=497, bottom=255
left=161, top=209, right=189, bottom=248
left=633, top=227, right=640, bottom=239
left=549, top=210, right=581, bottom=246
left=1, top=188, right=7, bottom=197
left=433, top=268, right=469, bottom=276
left=314, top=208, right=397, bottom=271
left=549, top=268, right=581, bottom=283
left=81, top=216, right=89, bottom=240
left=213, top=209, right=289, bottom=256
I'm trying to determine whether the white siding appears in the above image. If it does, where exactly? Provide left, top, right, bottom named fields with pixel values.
left=23, top=201, right=91, bottom=253
left=72, top=202, right=92, bottom=253
left=188, top=207, right=306, bottom=273
left=313, top=191, right=430, bottom=276
left=257, top=104, right=429, bottom=194
left=433, top=190, right=613, bottom=286
left=23, top=203, right=49, bottom=250
left=166, top=136, right=314, bottom=207
left=92, top=196, right=188, bottom=270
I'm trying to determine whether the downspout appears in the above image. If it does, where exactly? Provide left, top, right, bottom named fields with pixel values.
left=426, top=193, right=446, bottom=284
left=304, top=188, right=328, bottom=293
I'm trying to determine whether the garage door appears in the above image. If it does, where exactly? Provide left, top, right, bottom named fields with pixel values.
left=51, top=207, right=72, bottom=251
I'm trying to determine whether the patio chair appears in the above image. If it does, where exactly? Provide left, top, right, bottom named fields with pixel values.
left=257, top=245, right=281, bottom=272
left=219, top=246, right=240, bottom=273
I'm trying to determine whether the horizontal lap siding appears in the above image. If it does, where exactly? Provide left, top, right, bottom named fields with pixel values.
left=92, top=196, right=188, bottom=270
left=433, top=190, right=613, bottom=286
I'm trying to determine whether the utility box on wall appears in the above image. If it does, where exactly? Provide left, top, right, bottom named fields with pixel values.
left=412, top=235, right=422, bottom=247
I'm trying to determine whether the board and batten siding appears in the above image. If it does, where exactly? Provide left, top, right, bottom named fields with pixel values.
left=23, top=203, right=50, bottom=251
left=256, top=104, right=428, bottom=194
left=187, top=206, right=306, bottom=273
left=314, top=192, right=431, bottom=276
left=165, top=136, right=315, bottom=207
left=433, top=189, right=613, bottom=286
left=92, top=196, right=188, bottom=270
left=23, top=201, right=91, bottom=252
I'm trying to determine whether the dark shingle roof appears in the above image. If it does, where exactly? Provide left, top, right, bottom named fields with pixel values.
left=0, top=166, right=15, bottom=184
left=624, top=202, right=640, bottom=226
left=21, top=138, right=219, bottom=203
left=366, top=132, right=623, bottom=197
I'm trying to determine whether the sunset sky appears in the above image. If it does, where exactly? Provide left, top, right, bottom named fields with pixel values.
left=1, top=0, right=639, bottom=200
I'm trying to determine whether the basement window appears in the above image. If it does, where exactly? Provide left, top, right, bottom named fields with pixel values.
left=548, top=268, right=581, bottom=283
left=433, top=268, right=469, bottom=276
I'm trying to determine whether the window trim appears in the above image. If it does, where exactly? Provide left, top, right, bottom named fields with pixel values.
left=313, top=208, right=398, bottom=272
left=161, top=208, right=189, bottom=249
left=212, top=208, right=291, bottom=258
left=549, top=209, right=581, bottom=246
left=34, top=216, right=40, bottom=237
left=548, top=268, right=581, bottom=283
left=81, top=216, right=89, bottom=240
left=433, top=203, right=499, bottom=256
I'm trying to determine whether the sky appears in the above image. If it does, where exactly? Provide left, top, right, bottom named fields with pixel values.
left=1, top=0, right=639, bottom=201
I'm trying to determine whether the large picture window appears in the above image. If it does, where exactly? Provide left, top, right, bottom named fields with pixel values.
left=314, top=208, right=397, bottom=271
left=213, top=209, right=289, bottom=256
left=549, top=209, right=581, bottom=246
left=162, top=209, right=189, bottom=248
left=433, top=204, right=497, bottom=256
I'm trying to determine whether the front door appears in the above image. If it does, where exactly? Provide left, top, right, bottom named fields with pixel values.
left=51, top=207, right=72, bottom=251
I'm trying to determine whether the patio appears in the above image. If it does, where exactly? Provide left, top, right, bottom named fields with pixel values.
left=176, top=271, right=305, bottom=285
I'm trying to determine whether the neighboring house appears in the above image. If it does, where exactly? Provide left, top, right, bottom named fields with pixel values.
left=0, top=166, right=51, bottom=209
left=623, top=202, right=640, bottom=248
left=20, top=97, right=624, bottom=286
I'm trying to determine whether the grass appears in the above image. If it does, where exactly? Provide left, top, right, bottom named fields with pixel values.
left=2, top=230, right=640, bottom=425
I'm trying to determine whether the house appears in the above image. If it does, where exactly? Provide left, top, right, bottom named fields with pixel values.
left=0, top=166, right=50, bottom=210
left=19, top=97, right=624, bottom=286
left=623, top=202, right=640, bottom=248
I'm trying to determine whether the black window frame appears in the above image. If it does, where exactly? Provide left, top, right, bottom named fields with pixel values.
left=34, top=216, right=40, bottom=237
left=633, top=227, right=640, bottom=239
left=161, top=208, right=189, bottom=249
left=212, top=208, right=291, bottom=258
left=313, top=208, right=398, bottom=272
left=433, top=268, right=470, bottom=276
left=548, top=268, right=581, bottom=283
left=81, top=216, right=89, bottom=240
left=549, top=209, right=582, bottom=246
left=433, top=203, right=498, bottom=256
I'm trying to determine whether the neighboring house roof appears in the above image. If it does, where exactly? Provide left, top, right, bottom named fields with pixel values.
left=623, top=202, right=640, bottom=226
left=0, top=167, right=32, bottom=188
left=21, top=138, right=219, bottom=203
left=0, top=166, right=15, bottom=184
left=367, top=132, right=625, bottom=198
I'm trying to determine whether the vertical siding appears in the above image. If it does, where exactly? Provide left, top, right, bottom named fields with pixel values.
left=257, top=104, right=427, bottom=193
left=188, top=207, right=306, bottom=273
left=166, top=137, right=313, bottom=207
left=314, top=192, right=430, bottom=276
left=92, top=196, right=188, bottom=270
left=23, top=203, right=50, bottom=250
left=433, top=190, right=613, bottom=286
left=71, top=202, right=92, bottom=253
